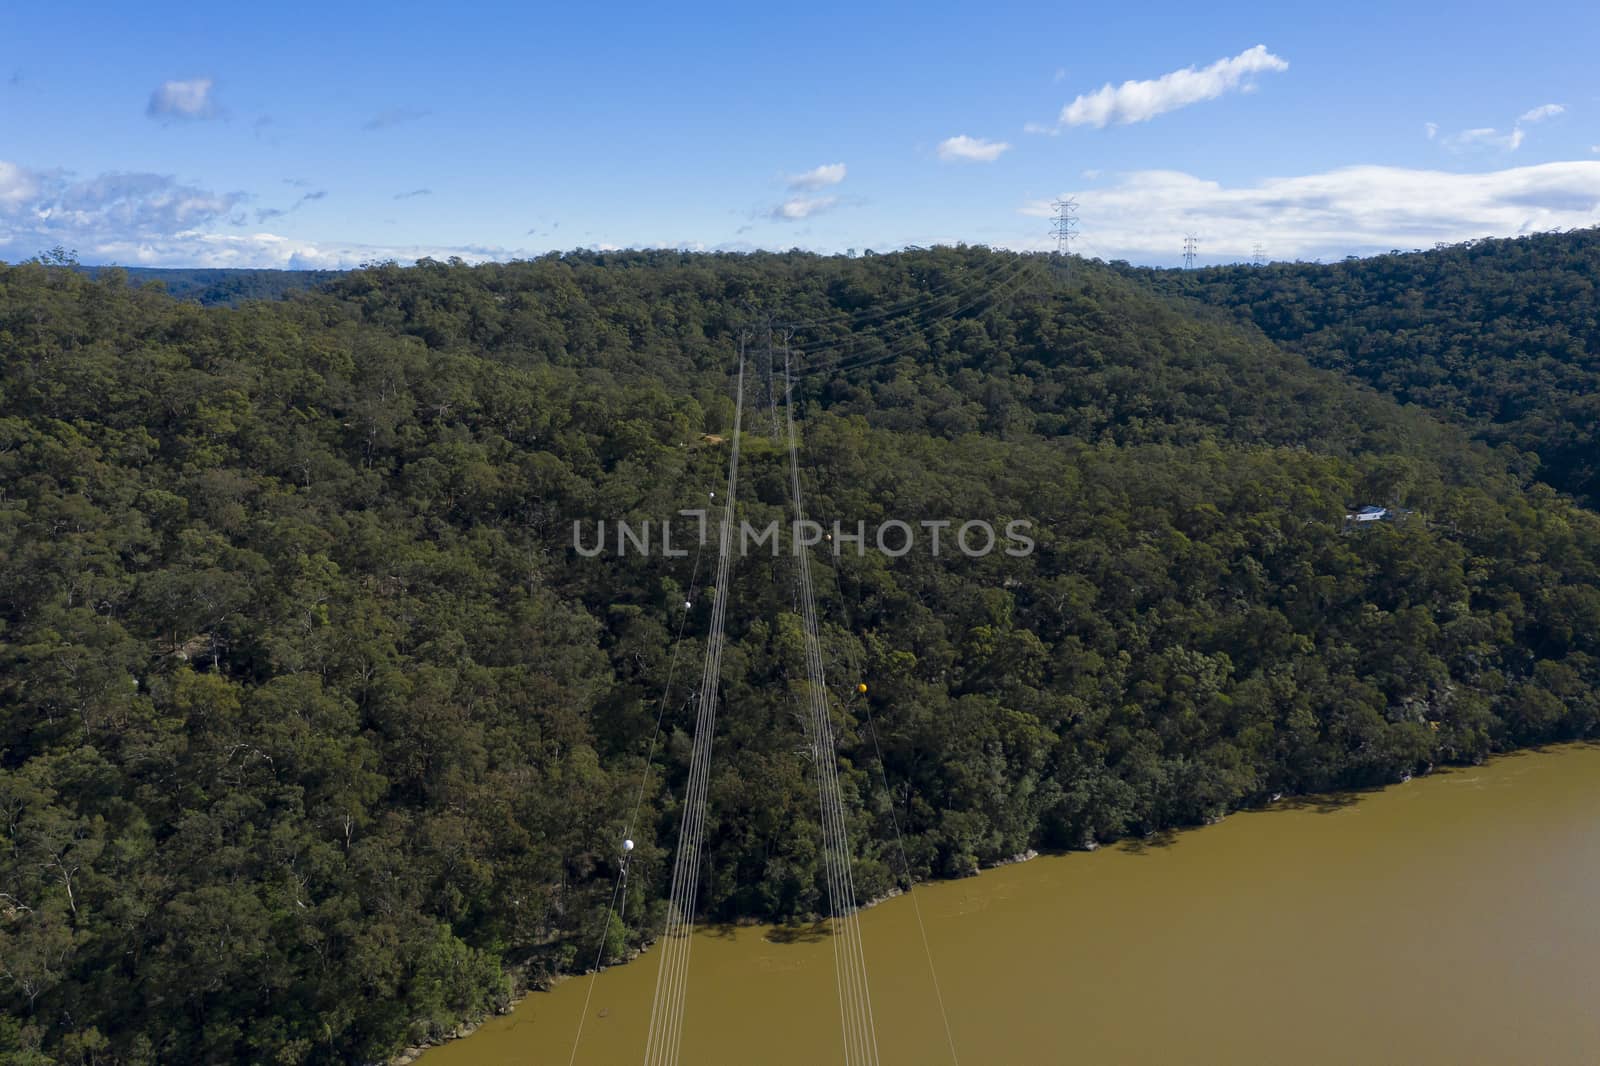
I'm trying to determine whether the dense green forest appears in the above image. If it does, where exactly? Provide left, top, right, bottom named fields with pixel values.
left=3, top=246, right=1599, bottom=1064
left=1125, top=229, right=1600, bottom=507
left=80, top=266, right=340, bottom=307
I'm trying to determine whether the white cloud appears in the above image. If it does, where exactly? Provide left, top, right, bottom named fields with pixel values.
left=1053, top=45, right=1287, bottom=129
left=0, top=160, right=43, bottom=208
left=1437, top=104, right=1564, bottom=154
left=1425, top=122, right=1439, bottom=140
left=85, top=231, right=516, bottom=269
left=1519, top=103, right=1564, bottom=124
left=772, top=195, right=838, bottom=220
left=0, top=159, right=510, bottom=268
left=1017, top=161, right=1600, bottom=263
left=770, top=164, right=847, bottom=220
left=0, top=165, right=242, bottom=240
left=0, top=162, right=273, bottom=265
left=1444, top=126, right=1525, bottom=152
left=147, top=78, right=219, bottom=120
left=937, top=135, right=1010, bottom=162
left=788, top=163, right=846, bottom=189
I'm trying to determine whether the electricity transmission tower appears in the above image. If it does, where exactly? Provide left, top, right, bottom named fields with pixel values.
left=1050, top=197, right=1078, bottom=256
left=1252, top=243, right=1267, bottom=267
left=1182, top=234, right=1199, bottom=269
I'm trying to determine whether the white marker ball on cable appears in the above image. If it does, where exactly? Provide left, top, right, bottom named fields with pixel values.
left=623, top=839, right=635, bottom=852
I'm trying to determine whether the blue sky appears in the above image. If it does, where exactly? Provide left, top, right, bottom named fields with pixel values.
left=3, top=0, right=1599, bottom=267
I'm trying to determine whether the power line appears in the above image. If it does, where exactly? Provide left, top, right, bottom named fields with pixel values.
left=795, top=257, right=1046, bottom=379
left=793, top=256, right=1040, bottom=374
left=798, top=476, right=962, bottom=1066
left=568, top=867, right=628, bottom=1064
left=857, top=694, right=960, bottom=1064
left=780, top=252, right=1023, bottom=338
left=643, top=341, right=748, bottom=1066
left=567, top=529, right=708, bottom=1066
left=629, top=256, right=1044, bottom=1061
left=765, top=335, right=862, bottom=1061
left=780, top=337, right=880, bottom=1066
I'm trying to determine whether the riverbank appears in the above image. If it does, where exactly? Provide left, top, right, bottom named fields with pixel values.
left=399, top=753, right=1436, bottom=1063
left=393, top=843, right=1041, bottom=1061
left=417, top=742, right=1600, bottom=1064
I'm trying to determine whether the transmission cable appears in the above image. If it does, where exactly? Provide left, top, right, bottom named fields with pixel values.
left=567, top=515, right=710, bottom=1066
left=642, top=339, right=748, bottom=1066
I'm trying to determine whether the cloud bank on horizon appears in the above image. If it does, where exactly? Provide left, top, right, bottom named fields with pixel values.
left=1023, top=161, right=1600, bottom=263
left=0, top=161, right=513, bottom=268
left=3, top=17, right=1596, bottom=270
left=6, top=155, right=1597, bottom=269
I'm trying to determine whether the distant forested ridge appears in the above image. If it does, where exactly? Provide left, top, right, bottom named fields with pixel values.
left=1124, top=228, right=1600, bottom=507
left=80, top=265, right=342, bottom=306
left=3, top=249, right=1598, bottom=1064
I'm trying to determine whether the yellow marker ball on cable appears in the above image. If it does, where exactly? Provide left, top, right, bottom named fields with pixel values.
left=857, top=683, right=868, bottom=694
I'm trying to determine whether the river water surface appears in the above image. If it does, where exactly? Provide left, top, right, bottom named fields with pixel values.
left=424, top=743, right=1600, bottom=1064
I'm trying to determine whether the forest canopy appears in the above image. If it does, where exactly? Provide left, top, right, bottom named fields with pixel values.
left=1125, top=228, right=1600, bottom=507
left=3, top=241, right=1599, bottom=1064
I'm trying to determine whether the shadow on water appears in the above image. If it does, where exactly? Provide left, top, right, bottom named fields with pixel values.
left=1116, top=830, right=1181, bottom=855
left=1098, top=787, right=1372, bottom=858
left=762, top=920, right=834, bottom=945
left=694, top=919, right=835, bottom=945
left=1273, top=790, right=1364, bottom=814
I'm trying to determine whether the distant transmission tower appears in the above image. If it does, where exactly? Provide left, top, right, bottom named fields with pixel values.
left=1251, top=243, right=1267, bottom=267
left=1182, top=233, right=1199, bottom=269
left=1050, top=197, right=1079, bottom=256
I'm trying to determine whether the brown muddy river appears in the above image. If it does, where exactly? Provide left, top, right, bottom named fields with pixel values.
left=424, top=742, right=1600, bottom=1064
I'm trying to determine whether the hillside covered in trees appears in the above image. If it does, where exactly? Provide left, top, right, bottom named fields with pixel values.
left=1127, top=228, right=1600, bottom=508
left=3, top=247, right=1599, bottom=1064
left=78, top=266, right=341, bottom=308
